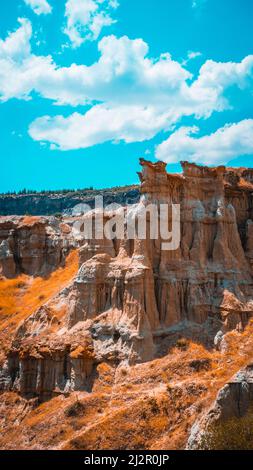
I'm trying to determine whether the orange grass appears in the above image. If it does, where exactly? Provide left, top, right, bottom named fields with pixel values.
left=1, top=255, right=253, bottom=450
left=19, top=216, right=41, bottom=226
left=0, top=250, right=78, bottom=332
left=1, top=322, right=253, bottom=450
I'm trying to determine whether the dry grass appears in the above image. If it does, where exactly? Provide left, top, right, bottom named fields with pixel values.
left=19, top=216, right=41, bottom=226
left=0, top=250, right=78, bottom=354
left=1, top=255, right=253, bottom=450
left=238, top=177, right=253, bottom=190
left=1, top=320, right=253, bottom=450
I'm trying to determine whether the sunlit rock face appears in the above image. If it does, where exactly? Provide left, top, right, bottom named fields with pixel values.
left=0, top=216, right=75, bottom=278
left=1, top=159, right=253, bottom=400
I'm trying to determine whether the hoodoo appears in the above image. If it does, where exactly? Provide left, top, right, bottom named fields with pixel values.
left=1, top=159, right=253, bottom=398
left=1, top=160, right=253, bottom=449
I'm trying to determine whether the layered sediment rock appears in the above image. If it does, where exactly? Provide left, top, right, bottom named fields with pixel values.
left=1, top=159, right=253, bottom=400
left=0, top=216, right=75, bottom=277
left=0, top=341, right=94, bottom=401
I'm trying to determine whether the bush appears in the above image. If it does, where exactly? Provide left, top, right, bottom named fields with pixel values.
left=189, top=358, right=211, bottom=372
left=198, top=410, right=253, bottom=450
left=64, top=400, right=85, bottom=418
left=176, top=337, right=189, bottom=351
left=147, top=397, right=160, bottom=415
left=120, top=367, right=128, bottom=376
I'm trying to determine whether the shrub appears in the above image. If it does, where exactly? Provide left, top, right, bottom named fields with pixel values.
left=120, top=367, right=128, bottom=376
left=198, top=410, right=253, bottom=450
left=176, top=337, right=189, bottom=351
left=64, top=400, right=85, bottom=418
left=38, top=294, right=45, bottom=301
left=148, top=397, right=160, bottom=415
left=189, top=358, right=211, bottom=372
left=166, top=383, right=173, bottom=394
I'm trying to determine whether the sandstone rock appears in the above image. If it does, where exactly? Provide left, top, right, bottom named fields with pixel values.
left=2, top=159, right=253, bottom=399
left=0, top=239, right=16, bottom=277
left=0, top=327, right=95, bottom=400
left=0, top=216, right=76, bottom=278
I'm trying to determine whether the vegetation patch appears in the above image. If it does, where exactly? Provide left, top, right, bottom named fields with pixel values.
left=64, top=400, right=86, bottom=418
left=199, top=409, right=253, bottom=450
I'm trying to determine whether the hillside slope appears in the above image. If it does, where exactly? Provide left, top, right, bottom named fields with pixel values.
left=1, top=159, right=253, bottom=450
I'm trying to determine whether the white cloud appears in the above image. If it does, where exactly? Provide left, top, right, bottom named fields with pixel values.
left=187, top=56, right=253, bottom=118
left=155, top=120, right=253, bottom=166
left=187, top=50, right=202, bottom=60
left=29, top=105, right=173, bottom=150
left=24, top=0, right=52, bottom=15
left=0, top=18, right=32, bottom=61
left=1, top=19, right=253, bottom=152
left=27, top=44, right=253, bottom=150
left=181, top=50, right=202, bottom=66
left=1, top=18, right=253, bottom=110
left=64, top=0, right=119, bottom=47
left=0, top=18, right=53, bottom=101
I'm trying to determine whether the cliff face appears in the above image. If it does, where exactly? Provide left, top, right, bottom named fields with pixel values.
left=65, top=159, right=253, bottom=350
left=0, top=187, right=140, bottom=216
left=1, top=159, right=253, bottom=449
left=0, top=216, right=76, bottom=278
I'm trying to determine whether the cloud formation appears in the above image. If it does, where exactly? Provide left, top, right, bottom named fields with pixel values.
left=29, top=105, right=175, bottom=150
left=155, top=119, right=253, bottom=165
left=24, top=0, right=52, bottom=15
left=1, top=19, right=253, bottom=152
left=0, top=18, right=53, bottom=101
left=187, top=50, right=202, bottom=60
left=64, top=0, right=119, bottom=47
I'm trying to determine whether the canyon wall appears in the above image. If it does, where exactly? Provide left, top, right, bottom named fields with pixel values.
left=1, top=159, right=253, bottom=401
left=0, top=216, right=76, bottom=278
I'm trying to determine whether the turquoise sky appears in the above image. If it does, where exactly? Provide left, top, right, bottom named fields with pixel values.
left=1, top=0, right=253, bottom=192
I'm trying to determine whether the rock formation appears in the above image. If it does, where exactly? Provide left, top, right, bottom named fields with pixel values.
left=0, top=216, right=75, bottom=278
left=1, top=159, right=253, bottom=406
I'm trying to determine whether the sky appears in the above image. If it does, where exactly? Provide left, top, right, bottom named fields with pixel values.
left=0, top=0, right=253, bottom=192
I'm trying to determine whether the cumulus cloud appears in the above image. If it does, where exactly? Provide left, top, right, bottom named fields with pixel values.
left=27, top=45, right=253, bottom=150
left=0, top=18, right=32, bottom=61
left=0, top=18, right=53, bottom=101
left=29, top=105, right=175, bottom=150
left=24, top=0, right=52, bottom=15
left=155, top=120, right=253, bottom=165
left=64, top=0, right=119, bottom=47
left=1, top=18, right=253, bottom=152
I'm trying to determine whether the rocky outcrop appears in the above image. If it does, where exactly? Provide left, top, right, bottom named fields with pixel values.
left=0, top=216, right=75, bottom=277
left=187, top=364, right=253, bottom=449
left=68, top=159, right=253, bottom=338
left=0, top=339, right=95, bottom=401
left=1, top=159, right=253, bottom=400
